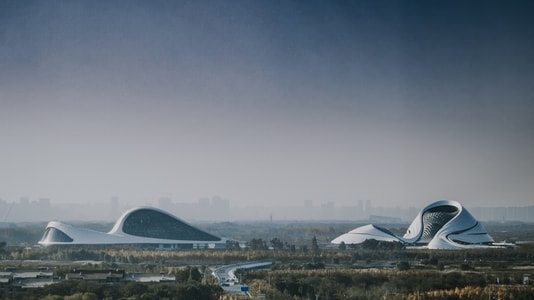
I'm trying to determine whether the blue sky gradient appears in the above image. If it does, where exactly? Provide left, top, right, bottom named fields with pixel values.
left=1, top=0, right=533, bottom=208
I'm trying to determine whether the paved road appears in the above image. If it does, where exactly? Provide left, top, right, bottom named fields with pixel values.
left=212, top=261, right=272, bottom=294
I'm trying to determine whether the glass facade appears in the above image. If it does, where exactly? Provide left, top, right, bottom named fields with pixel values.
left=122, top=209, right=221, bottom=241
left=41, top=227, right=74, bottom=243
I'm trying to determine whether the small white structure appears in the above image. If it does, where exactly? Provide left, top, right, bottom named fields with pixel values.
left=331, top=224, right=401, bottom=244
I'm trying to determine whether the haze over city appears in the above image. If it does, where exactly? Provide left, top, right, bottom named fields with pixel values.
left=1, top=1, right=533, bottom=216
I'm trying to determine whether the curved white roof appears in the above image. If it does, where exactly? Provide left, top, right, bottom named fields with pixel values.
left=38, top=206, right=224, bottom=247
left=331, top=200, right=495, bottom=249
left=331, top=224, right=401, bottom=244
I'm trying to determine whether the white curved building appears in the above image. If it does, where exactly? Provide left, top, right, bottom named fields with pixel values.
left=331, top=224, right=401, bottom=244
left=332, top=200, right=495, bottom=249
left=39, top=206, right=226, bottom=249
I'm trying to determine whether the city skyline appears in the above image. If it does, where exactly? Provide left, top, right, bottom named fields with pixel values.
left=1, top=195, right=533, bottom=224
left=1, top=1, right=534, bottom=209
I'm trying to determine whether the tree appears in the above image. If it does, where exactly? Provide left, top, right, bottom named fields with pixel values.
left=397, top=261, right=411, bottom=271
left=226, top=240, right=241, bottom=251
left=249, top=238, right=267, bottom=250
left=174, top=266, right=202, bottom=283
left=270, top=237, right=284, bottom=250
left=122, top=282, right=149, bottom=297
left=0, top=241, right=6, bottom=259
left=188, top=266, right=202, bottom=282
left=311, top=236, right=319, bottom=256
left=361, top=239, right=379, bottom=250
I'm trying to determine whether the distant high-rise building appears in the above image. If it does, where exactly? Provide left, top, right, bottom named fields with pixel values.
left=198, top=197, right=210, bottom=207
left=20, top=197, right=30, bottom=207
left=110, top=197, right=119, bottom=220
left=212, top=196, right=229, bottom=211
left=321, top=202, right=335, bottom=219
left=158, top=197, right=172, bottom=211
left=365, top=200, right=372, bottom=213
left=38, top=198, right=51, bottom=208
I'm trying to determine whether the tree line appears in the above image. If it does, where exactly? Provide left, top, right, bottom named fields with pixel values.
left=1, top=280, right=222, bottom=300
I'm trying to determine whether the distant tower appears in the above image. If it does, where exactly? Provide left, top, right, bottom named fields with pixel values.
left=158, top=196, right=172, bottom=211
left=212, top=196, right=229, bottom=211
left=365, top=200, right=372, bottom=212
left=110, top=197, right=119, bottom=220
left=198, top=197, right=210, bottom=207
left=38, top=198, right=51, bottom=208
left=321, top=202, right=335, bottom=219
left=20, top=197, right=30, bottom=207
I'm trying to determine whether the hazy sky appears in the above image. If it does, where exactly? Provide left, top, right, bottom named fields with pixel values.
left=1, top=0, right=533, bottom=209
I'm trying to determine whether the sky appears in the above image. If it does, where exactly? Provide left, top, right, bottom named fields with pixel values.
left=1, top=0, right=533, bottom=209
